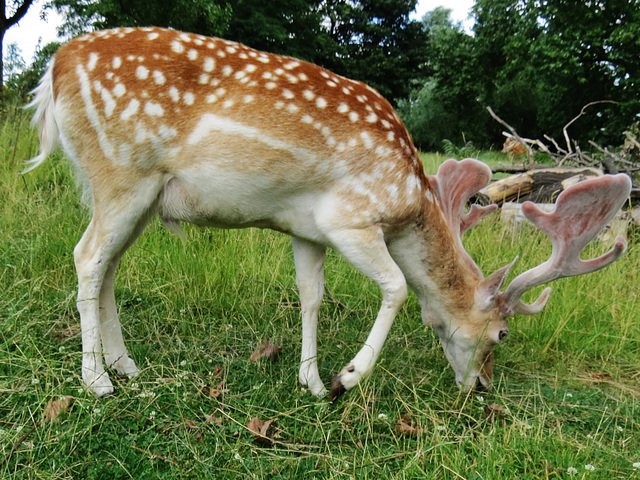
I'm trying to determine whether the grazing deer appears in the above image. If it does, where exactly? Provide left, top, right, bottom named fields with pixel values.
left=25, top=27, right=631, bottom=399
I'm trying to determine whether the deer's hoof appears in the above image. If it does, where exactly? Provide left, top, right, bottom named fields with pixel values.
left=330, top=375, right=347, bottom=402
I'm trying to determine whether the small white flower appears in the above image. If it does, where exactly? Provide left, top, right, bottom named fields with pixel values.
left=437, top=425, right=446, bottom=431
left=617, top=426, right=623, bottom=432
left=476, top=396, right=485, bottom=403
left=234, top=453, right=242, bottom=461
left=377, top=413, right=388, bottom=420
left=137, top=297, right=142, bottom=301
left=344, top=462, right=350, bottom=468
left=587, top=434, right=594, bottom=439
left=549, top=411, right=555, bottom=415
left=93, top=408, right=101, bottom=414
left=567, top=466, right=578, bottom=476
left=632, top=462, right=640, bottom=469
left=208, top=359, right=213, bottom=363
left=525, top=424, right=533, bottom=430
left=180, top=360, right=187, bottom=367
left=31, top=378, right=40, bottom=385
left=179, top=309, right=186, bottom=314
left=58, top=346, right=65, bottom=352
left=584, top=464, right=595, bottom=471
left=566, top=392, right=573, bottom=398
left=149, top=410, right=156, bottom=417
left=16, top=426, right=23, bottom=433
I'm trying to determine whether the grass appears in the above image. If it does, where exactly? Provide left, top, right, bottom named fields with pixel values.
left=1, top=103, right=639, bottom=479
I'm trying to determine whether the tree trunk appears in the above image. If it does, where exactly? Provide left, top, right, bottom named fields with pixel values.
left=474, top=167, right=603, bottom=206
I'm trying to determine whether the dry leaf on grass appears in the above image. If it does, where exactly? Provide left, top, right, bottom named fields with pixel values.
left=484, top=403, right=506, bottom=426
left=394, top=412, right=425, bottom=437
left=247, top=416, right=275, bottom=447
left=250, top=339, right=282, bottom=362
left=209, top=379, right=229, bottom=398
left=205, top=410, right=224, bottom=427
left=43, top=396, right=73, bottom=423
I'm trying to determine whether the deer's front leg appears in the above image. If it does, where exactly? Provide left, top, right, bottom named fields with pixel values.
left=325, top=227, right=408, bottom=401
left=292, top=237, right=327, bottom=396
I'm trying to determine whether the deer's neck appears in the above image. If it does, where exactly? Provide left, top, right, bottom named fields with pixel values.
left=388, top=201, right=481, bottom=323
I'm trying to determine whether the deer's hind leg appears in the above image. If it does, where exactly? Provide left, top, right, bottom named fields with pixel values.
left=74, top=175, right=163, bottom=397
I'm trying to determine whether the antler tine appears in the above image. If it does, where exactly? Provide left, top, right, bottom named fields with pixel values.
left=429, top=158, right=497, bottom=234
left=429, top=159, right=498, bottom=275
left=499, top=174, right=631, bottom=316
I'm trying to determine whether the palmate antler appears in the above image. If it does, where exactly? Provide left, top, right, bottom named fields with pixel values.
left=429, top=159, right=498, bottom=275
left=497, top=174, right=632, bottom=316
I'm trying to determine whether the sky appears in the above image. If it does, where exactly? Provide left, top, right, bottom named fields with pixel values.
left=4, top=0, right=476, bottom=63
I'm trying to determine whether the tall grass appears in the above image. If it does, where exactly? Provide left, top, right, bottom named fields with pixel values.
left=1, top=106, right=639, bottom=479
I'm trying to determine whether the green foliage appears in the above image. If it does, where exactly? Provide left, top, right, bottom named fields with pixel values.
left=400, top=0, right=640, bottom=152
left=6, top=42, right=61, bottom=101
left=49, top=0, right=232, bottom=37
left=2, top=113, right=640, bottom=478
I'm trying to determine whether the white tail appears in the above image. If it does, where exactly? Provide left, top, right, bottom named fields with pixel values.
left=27, top=27, right=631, bottom=399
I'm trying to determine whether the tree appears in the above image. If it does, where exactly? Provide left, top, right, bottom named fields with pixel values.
left=473, top=0, right=640, bottom=147
left=397, top=8, right=487, bottom=150
left=1, top=0, right=35, bottom=101
left=224, top=0, right=324, bottom=62
left=50, top=0, right=232, bottom=38
left=316, top=0, right=428, bottom=103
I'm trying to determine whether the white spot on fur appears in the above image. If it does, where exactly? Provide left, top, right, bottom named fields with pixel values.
left=188, top=49, right=198, bottom=61
left=316, top=97, right=327, bottom=109
left=222, top=99, right=234, bottom=109
left=298, top=73, right=308, bottom=81
left=121, top=98, right=140, bottom=121
left=153, top=71, right=166, bottom=85
left=337, top=103, right=349, bottom=114
left=206, top=94, right=218, bottom=103
left=282, top=89, right=295, bottom=100
left=245, top=64, right=257, bottom=73
left=387, top=131, right=395, bottom=142
left=265, top=82, right=277, bottom=90
left=183, top=92, right=195, bottom=105
left=320, top=71, right=330, bottom=79
left=136, top=66, right=149, bottom=80
left=179, top=33, right=192, bottom=42
left=199, top=74, right=210, bottom=84
left=284, top=61, right=300, bottom=70
left=203, top=57, right=215, bottom=72
left=301, top=115, right=313, bottom=124
left=87, top=53, right=99, bottom=71
left=366, top=112, right=378, bottom=123
left=257, top=55, right=270, bottom=64
left=171, top=41, right=185, bottom=54
left=222, top=66, right=233, bottom=76
left=349, top=111, right=359, bottom=122
left=287, top=103, right=299, bottom=114
left=145, top=101, right=164, bottom=116
left=226, top=46, right=237, bottom=54
left=148, top=32, right=160, bottom=40
left=112, top=57, right=122, bottom=69
left=244, top=95, right=255, bottom=104
left=113, top=83, right=126, bottom=98
left=169, top=86, right=180, bottom=102
left=303, top=90, right=315, bottom=101
left=274, top=101, right=285, bottom=109
left=327, top=81, right=337, bottom=87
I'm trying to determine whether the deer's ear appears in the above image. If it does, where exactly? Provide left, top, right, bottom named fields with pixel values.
left=475, top=258, right=517, bottom=311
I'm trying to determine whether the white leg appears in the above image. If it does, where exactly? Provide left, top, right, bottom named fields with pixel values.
left=99, top=258, right=138, bottom=378
left=75, top=185, right=159, bottom=397
left=326, top=226, right=408, bottom=400
left=292, top=237, right=327, bottom=396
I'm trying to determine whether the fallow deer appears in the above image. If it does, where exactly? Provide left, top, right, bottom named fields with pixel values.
left=25, top=27, right=631, bottom=399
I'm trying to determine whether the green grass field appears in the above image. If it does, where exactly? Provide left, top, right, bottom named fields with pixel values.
left=1, top=103, right=639, bottom=479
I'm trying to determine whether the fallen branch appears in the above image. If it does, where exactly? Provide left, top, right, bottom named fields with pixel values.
left=487, top=106, right=535, bottom=166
